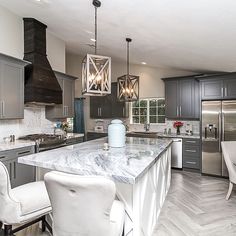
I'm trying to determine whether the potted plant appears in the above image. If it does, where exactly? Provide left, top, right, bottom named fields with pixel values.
left=173, top=121, right=184, bottom=135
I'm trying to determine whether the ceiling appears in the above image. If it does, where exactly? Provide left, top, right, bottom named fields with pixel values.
left=1, top=0, right=236, bottom=72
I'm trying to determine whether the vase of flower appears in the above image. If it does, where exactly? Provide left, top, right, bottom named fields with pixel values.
left=173, top=121, right=183, bottom=135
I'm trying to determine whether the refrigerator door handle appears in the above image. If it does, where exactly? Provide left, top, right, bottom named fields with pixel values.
left=219, top=112, right=222, bottom=152
left=222, top=112, right=225, bottom=141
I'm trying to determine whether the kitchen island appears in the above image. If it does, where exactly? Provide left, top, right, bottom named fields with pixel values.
left=19, top=137, right=172, bottom=236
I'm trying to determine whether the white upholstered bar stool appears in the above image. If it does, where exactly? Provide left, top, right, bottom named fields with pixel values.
left=44, top=171, right=125, bottom=236
left=221, top=141, right=236, bottom=200
left=0, top=161, right=52, bottom=235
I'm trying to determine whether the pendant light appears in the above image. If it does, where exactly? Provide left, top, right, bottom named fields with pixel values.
left=117, top=38, right=139, bottom=102
left=82, top=0, right=111, bottom=96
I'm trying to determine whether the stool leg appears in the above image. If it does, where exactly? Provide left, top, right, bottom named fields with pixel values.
left=41, top=216, right=46, bottom=232
left=4, top=225, right=12, bottom=236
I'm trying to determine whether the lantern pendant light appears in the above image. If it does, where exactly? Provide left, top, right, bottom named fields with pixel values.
left=82, top=0, right=111, bottom=96
left=117, top=38, right=139, bottom=102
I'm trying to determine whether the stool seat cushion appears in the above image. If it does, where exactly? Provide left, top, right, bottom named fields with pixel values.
left=11, top=181, right=51, bottom=216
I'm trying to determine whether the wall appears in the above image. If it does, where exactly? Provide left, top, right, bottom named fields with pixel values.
left=66, top=53, right=198, bottom=132
left=0, top=5, right=66, bottom=73
left=0, top=5, right=66, bottom=141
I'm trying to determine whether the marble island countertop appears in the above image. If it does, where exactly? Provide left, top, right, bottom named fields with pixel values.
left=157, top=132, right=200, bottom=139
left=0, top=140, right=36, bottom=152
left=18, top=137, right=172, bottom=184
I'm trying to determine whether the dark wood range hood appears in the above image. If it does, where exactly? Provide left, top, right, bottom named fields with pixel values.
left=23, top=18, right=62, bottom=105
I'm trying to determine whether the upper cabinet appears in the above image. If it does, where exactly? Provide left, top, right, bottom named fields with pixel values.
left=163, top=76, right=200, bottom=120
left=0, top=53, right=29, bottom=119
left=46, top=71, right=77, bottom=119
left=90, top=82, right=129, bottom=119
left=200, top=73, right=236, bottom=100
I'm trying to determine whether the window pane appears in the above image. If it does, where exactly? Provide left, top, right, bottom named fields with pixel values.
left=149, top=99, right=157, bottom=107
left=158, top=107, right=165, bottom=115
left=150, top=116, right=157, bottom=123
left=140, top=116, right=147, bottom=124
left=140, top=100, right=147, bottom=107
left=158, top=116, right=165, bottom=123
left=133, top=101, right=139, bottom=108
left=158, top=99, right=165, bottom=107
left=149, top=107, right=157, bottom=115
left=140, top=108, right=147, bottom=115
left=133, top=116, right=140, bottom=123
left=132, top=108, right=139, bottom=116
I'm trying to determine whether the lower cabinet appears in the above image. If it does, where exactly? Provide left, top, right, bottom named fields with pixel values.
left=66, top=137, right=84, bottom=145
left=0, top=146, right=35, bottom=188
left=182, top=139, right=200, bottom=171
left=86, top=132, right=107, bottom=141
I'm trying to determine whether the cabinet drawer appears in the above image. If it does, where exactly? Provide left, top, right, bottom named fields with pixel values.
left=183, top=139, right=200, bottom=146
left=183, top=157, right=200, bottom=169
left=183, top=146, right=200, bottom=158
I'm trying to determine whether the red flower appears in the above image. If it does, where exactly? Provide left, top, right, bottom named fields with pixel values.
left=173, top=121, right=184, bottom=128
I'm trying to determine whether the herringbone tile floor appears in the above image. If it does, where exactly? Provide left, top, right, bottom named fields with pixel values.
left=153, top=170, right=236, bottom=236
left=7, top=170, right=236, bottom=236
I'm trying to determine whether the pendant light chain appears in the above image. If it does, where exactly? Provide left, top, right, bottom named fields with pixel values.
left=127, top=40, right=129, bottom=76
left=94, top=5, right=97, bottom=55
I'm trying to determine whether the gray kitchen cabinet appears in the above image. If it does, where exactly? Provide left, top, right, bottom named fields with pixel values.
left=0, top=53, right=29, bottom=119
left=165, top=80, right=178, bottom=118
left=163, top=77, right=200, bottom=119
left=182, top=138, right=200, bottom=171
left=86, top=132, right=107, bottom=141
left=90, top=82, right=128, bottom=119
left=66, top=136, right=84, bottom=145
left=200, top=73, right=236, bottom=100
left=46, top=71, right=77, bottom=119
left=0, top=146, right=35, bottom=188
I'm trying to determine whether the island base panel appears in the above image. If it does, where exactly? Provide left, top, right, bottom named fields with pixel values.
left=116, top=147, right=171, bottom=236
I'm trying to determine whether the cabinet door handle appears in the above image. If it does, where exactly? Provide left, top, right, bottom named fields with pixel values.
left=2, top=101, right=5, bottom=117
left=123, top=107, right=125, bottom=117
left=186, top=140, right=196, bottom=143
left=186, top=161, right=196, bottom=164
left=14, top=162, right=16, bottom=179
left=180, top=106, right=182, bottom=116
left=0, top=156, right=6, bottom=159
left=100, top=108, right=102, bottom=117
left=97, top=108, right=100, bottom=116
left=177, top=106, right=179, bottom=117
left=221, top=87, right=224, bottom=97
left=185, top=149, right=197, bottom=153
left=9, top=163, right=12, bottom=180
left=225, top=87, right=227, bottom=97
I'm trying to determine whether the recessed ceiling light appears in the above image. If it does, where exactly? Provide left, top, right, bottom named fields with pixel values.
left=141, top=62, right=147, bottom=65
left=35, top=0, right=41, bottom=2
left=90, top=38, right=96, bottom=42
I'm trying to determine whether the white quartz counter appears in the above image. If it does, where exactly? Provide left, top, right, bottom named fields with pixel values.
left=157, top=132, right=200, bottom=139
left=0, top=140, right=35, bottom=152
left=66, top=133, right=84, bottom=138
left=18, top=137, right=172, bottom=184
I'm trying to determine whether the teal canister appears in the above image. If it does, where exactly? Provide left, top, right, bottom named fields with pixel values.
left=108, top=119, right=126, bottom=148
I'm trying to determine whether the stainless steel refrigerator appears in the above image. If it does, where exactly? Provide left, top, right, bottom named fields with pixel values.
left=202, top=100, right=236, bottom=177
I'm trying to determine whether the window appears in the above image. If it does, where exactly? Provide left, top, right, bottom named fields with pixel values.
left=131, top=98, right=165, bottom=124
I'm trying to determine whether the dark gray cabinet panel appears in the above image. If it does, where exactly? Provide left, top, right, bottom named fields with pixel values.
left=0, top=53, right=29, bottom=119
left=183, top=138, right=200, bottom=170
left=0, top=146, right=35, bottom=188
left=165, top=80, right=178, bottom=118
left=164, top=77, right=199, bottom=119
left=201, top=79, right=223, bottom=100
left=179, top=79, right=195, bottom=118
left=90, top=82, right=128, bottom=119
left=86, top=132, right=107, bottom=141
left=46, top=71, right=77, bottom=119
left=224, top=79, right=236, bottom=99
left=66, top=137, right=84, bottom=145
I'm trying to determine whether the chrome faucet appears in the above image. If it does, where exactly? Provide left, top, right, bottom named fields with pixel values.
left=144, top=122, right=150, bottom=132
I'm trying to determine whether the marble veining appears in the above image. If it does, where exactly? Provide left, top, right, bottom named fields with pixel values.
left=18, top=137, right=172, bottom=184
left=0, top=140, right=35, bottom=151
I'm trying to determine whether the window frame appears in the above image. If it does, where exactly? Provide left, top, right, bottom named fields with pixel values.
left=130, top=98, right=166, bottom=124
